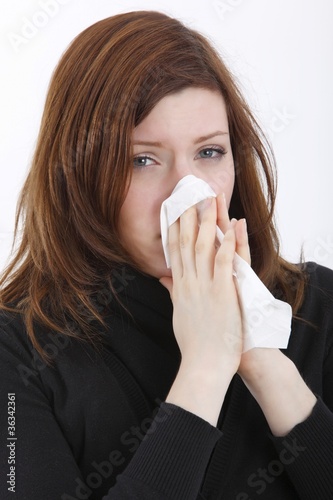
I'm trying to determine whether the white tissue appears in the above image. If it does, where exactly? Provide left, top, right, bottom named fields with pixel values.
left=160, top=175, right=292, bottom=352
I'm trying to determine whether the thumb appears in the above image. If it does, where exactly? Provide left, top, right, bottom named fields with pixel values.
left=159, top=276, right=173, bottom=295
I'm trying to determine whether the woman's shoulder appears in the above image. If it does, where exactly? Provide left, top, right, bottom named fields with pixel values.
left=0, top=308, right=68, bottom=363
left=295, top=262, right=333, bottom=331
left=303, top=261, right=333, bottom=298
left=0, top=308, right=36, bottom=363
left=0, top=308, right=26, bottom=342
left=0, top=307, right=97, bottom=392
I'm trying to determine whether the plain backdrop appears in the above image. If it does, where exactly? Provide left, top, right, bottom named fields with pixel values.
left=1, top=0, right=332, bottom=272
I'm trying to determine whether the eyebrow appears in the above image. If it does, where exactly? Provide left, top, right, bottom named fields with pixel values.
left=133, top=131, right=229, bottom=148
left=194, top=131, right=229, bottom=144
left=133, top=140, right=164, bottom=147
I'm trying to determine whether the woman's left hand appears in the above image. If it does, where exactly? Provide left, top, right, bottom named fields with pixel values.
left=217, top=195, right=317, bottom=437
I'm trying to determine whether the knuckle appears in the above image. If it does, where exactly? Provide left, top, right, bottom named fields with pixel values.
left=180, top=234, right=190, bottom=248
left=195, top=241, right=207, bottom=254
left=215, top=251, right=234, bottom=266
left=215, top=238, right=235, bottom=266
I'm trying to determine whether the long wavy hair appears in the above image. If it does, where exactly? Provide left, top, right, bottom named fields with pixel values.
left=0, top=10, right=307, bottom=360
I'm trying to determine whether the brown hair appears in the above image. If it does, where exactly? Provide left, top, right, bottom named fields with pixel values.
left=0, top=10, right=307, bottom=360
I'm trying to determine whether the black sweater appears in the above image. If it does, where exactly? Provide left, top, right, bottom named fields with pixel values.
left=0, top=262, right=333, bottom=499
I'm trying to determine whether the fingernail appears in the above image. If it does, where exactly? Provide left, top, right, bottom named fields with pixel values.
left=243, top=218, right=247, bottom=231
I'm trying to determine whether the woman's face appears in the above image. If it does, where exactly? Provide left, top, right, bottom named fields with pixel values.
left=118, top=87, right=235, bottom=278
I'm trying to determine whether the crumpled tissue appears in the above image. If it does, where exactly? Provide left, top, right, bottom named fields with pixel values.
left=160, top=175, right=292, bottom=352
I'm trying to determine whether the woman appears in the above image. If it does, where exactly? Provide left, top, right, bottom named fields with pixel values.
left=0, top=10, right=332, bottom=500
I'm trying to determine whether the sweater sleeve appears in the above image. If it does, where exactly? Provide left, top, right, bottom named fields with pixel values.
left=271, top=398, right=333, bottom=500
left=270, top=266, right=333, bottom=500
left=0, top=325, right=221, bottom=500
left=0, top=328, right=85, bottom=499
left=102, top=403, right=222, bottom=500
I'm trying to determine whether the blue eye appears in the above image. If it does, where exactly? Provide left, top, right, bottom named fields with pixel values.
left=197, top=147, right=226, bottom=159
left=133, top=156, right=156, bottom=168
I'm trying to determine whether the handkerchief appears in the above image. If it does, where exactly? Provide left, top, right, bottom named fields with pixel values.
left=160, top=175, right=292, bottom=352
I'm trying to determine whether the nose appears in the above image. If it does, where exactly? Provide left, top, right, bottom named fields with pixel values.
left=168, top=159, right=196, bottom=193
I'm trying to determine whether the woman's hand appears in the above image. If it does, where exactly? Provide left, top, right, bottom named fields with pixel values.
left=160, top=194, right=248, bottom=425
left=160, top=195, right=243, bottom=375
left=238, top=347, right=317, bottom=436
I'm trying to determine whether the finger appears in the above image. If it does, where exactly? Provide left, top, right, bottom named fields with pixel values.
left=195, top=197, right=217, bottom=279
left=179, top=205, right=198, bottom=276
left=168, top=219, right=183, bottom=279
left=235, top=218, right=251, bottom=265
left=216, top=192, right=230, bottom=235
left=214, top=220, right=237, bottom=281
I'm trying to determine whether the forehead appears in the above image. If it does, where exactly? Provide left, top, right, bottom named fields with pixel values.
left=133, top=87, right=229, bottom=142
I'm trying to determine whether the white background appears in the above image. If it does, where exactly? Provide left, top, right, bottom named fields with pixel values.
left=1, top=0, right=332, bottom=271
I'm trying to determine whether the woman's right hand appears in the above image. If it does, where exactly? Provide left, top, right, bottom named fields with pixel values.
left=160, top=196, right=245, bottom=425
